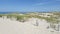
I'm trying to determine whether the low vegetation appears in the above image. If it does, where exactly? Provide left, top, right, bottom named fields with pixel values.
left=0, top=12, right=60, bottom=24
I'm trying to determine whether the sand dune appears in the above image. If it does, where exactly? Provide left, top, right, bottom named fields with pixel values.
left=0, top=17, right=59, bottom=34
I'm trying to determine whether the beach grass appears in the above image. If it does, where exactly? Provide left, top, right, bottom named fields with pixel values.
left=0, top=12, right=60, bottom=23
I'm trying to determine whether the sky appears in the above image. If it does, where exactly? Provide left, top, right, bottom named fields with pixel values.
left=0, top=0, right=60, bottom=12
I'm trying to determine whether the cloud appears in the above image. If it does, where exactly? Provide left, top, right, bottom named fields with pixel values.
left=32, top=3, right=45, bottom=6
left=32, top=2, right=49, bottom=6
left=35, top=3, right=45, bottom=5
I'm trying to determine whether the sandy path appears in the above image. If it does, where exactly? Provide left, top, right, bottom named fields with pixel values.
left=0, top=17, right=59, bottom=34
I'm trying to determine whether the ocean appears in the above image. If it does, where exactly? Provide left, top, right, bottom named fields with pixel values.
left=0, top=12, right=28, bottom=14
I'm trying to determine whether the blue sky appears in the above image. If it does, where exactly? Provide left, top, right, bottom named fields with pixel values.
left=0, top=0, right=60, bottom=12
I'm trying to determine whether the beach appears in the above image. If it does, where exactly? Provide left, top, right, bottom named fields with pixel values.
left=0, top=17, right=60, bottom=34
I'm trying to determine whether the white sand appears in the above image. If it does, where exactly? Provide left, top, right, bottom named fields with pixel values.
left=0, top=17, right=59, bottom=34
